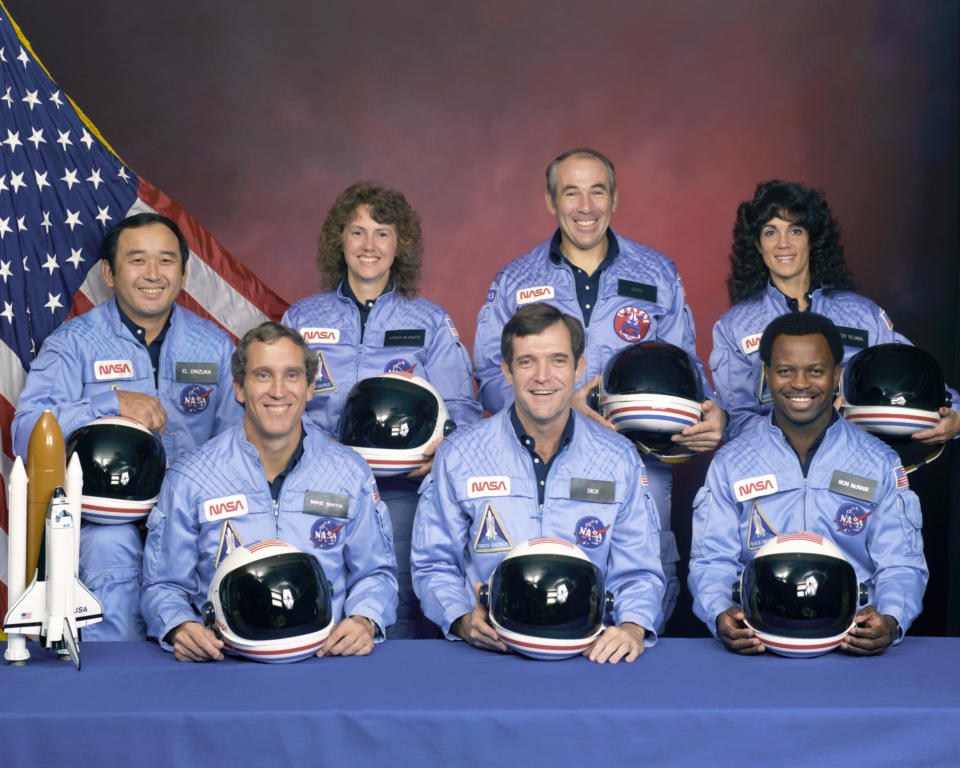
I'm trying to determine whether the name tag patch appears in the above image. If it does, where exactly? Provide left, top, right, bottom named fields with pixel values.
left=570, top=478, right=615, bottom=503
left=94, top=359, right=134, bottom=381
left=203, top=494, right=249, bottom=522
left=468, top=476, right=511, bottom=497
left=384, top=329, right=426, bottom=347
left=836, top=326, right=869, bottom=349
left=617, top=279, right=657, bottom=303
left=304, top=491, right=350, bottom=518
left=301, top=327, right=340, bottom=344
left=734, top=474, right=778, bottom=502
left=829, top=470, right=877, bottom=502
left=175, top=362, right=218, bottom=384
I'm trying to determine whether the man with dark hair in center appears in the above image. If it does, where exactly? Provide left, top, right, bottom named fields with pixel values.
left=689, top=312, right=928, bottom=655
left=413, top=303, right=664, bottom=663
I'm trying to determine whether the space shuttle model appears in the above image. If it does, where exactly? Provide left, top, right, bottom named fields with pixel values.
left=3, top=411, right=103, bottom=670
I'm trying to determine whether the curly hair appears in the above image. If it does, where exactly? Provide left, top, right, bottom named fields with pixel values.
left=316, top=182, right=422, bottom=297
left=726, top=180, right=854, bottom=304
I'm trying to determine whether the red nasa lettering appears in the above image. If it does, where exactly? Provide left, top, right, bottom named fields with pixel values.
left=738, top=479, right=774, bottom=496
left=302, top=328, right=339, bottom=343
left=209, top=499, right=246, bottom=516
left=471, top=480, right=507, bottom=494
left=515, top=285, right=555, bottom=304
left=97, top=362, right=132, bottom=376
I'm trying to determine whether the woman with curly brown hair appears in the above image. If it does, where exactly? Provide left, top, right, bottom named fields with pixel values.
left=282, top=182, right=482, bottom=639
left=710, top=179, right=959, bottom=442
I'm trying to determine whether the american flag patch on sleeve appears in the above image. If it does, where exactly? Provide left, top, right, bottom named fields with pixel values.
left=894, top=466, right=909, bottom=489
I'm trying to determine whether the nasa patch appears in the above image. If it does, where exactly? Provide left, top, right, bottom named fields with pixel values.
left=94, top=359, right=134, bottom=381
left=203, top=494, right=249, bottom=523
left=467, top=476, right=511, bottom=498
left=313, top=349, right=335, bottom=393
left=384, top=358, right=416, bottom=374
left=747, top=502, right=779, bottom=549
left=740, top=333, right=762, bottom=355
left=179, top=384, right=212, bottom=415
left=734, top=474, right=778, bottom=502
left=574, top=516, right=610, bottom=549
left=515, top=285, right=555, bottom=305
left=613, top=306, right=651, bottom=342
left=473, top=503, right=513, bottom=553
left=300, top=327, right=340, bottom=344
left=310, top=517, right=346, bottom=550
left=834, top=503, right=872, bottom=536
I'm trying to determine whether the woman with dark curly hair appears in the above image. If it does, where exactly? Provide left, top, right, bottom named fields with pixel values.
left=710, top=179, right=959, bottom=442
left=282, top=182, right=482, bottom=639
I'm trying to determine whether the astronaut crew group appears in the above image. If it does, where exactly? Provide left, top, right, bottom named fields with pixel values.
left=12, top=148, right=950, bottom=662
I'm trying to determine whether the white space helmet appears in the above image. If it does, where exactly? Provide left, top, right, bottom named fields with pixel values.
left=599, top=342, right=704, bottom=464
left=338, top=372, right=456, bottom=477
left=202, top=539, right=334, bottom=663
left=733, top=532, right=868, bottom=658
left=479, top=538, right=612, bottom=660
left=65, top=416, right=166, bottom=524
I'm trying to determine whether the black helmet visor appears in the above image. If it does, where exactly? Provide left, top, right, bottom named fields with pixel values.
left=66, top=423, right=166, bottom=500
left=339, top=377, right=438, bottom=450
left=489, top=554, right=605, bottom=639
left=219, top=553, right=332, bottom=641
left=842, top=344, right=945, bottom=411
left=741, top=553, right=858, bottom=639
left=602, top=341, right=704, bottom=402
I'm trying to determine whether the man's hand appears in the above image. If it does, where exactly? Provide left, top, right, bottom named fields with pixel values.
left=117, top=390, right=168, bottom=434
left=840, top=606, right=898, bottom=656
left=317, top=615, right=376, bottom=657
left=450, top=582, right=508, bottom=652
left=583, top=622, right=645, bottom=664
left=716, top=606, right=765, bottom=654
left=407, top=437, right=442, bottom=479
left=167, top=621, right=224, bottom=662
left=571, top=374, right=615, bottom=430
left=672, top=399, right=726, bottom=453
left=911, top=407, right=960, bottom=445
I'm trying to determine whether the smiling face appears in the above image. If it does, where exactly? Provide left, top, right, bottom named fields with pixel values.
left=101, top=221, right=186, bottom=332
left=545, top=155, right=617, bottom=257
left=766, top=333, right=840, bottom=433
left=501, top=320, right=585, bottom=434
left=233, top=337, right=313, bottom=448
left=757, top=215, right=811, bottom=290
left=342, top=204, right=397, bottom=297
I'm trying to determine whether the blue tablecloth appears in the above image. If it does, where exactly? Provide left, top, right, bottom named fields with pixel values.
left=2, top=637, right=958, bottom=767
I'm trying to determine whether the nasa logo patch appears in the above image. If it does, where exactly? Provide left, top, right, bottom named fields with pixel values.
left=179, top=384, right=212, bottom=415
left=613, top=306, right=651, bottom=342
left=835, top=503, right=871, bottom=536
left=740, top=333, right=762, bottom=355
left=384, top=358, right=415, bottom=374
left=310, top=518, right=346, bottom=550
left=574, top=515, right=610, bottom=549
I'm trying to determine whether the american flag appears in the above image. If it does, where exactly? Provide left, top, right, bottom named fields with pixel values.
left=0, top=6, right=290, bottom=621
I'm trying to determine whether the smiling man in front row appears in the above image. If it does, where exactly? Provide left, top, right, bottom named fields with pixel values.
left=141, top=322, right=397, bottom=661
left=688, top=312, right=927, bottom=655
left=412, top=304, right=664, bottom=663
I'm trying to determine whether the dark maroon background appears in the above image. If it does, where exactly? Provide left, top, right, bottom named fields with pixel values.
left=5, top=0, right=957, bottom=635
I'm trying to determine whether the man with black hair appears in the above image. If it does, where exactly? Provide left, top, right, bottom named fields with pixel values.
left=12, top=213, right=240, bottom=640
left=689, top=312, right=927, bottom=655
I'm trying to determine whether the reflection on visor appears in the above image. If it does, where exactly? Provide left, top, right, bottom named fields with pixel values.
left=339, top=379, right=438, bottom=450
left=742, top=553, right=858, bottom=639
left=67, top=424, right=166, bottom=500
left=219, top=553, right=332, bottom=641
left=490, top=554, right=604, bottom=639
left=603, top=343, right=704, bottom=402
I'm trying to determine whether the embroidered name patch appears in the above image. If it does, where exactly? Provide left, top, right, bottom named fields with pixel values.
left=384, top=329, right=426, bottom=347
left=836, top=326, right=868, bottom=349
left=175, top=362, right=218, bottom=384
left=617, top=279, right=657, bottom=303
left=829, top=470, right=877, bottom=503
left=570, top=478, right=615, bottom=504
left=304, top=491, right=350, bottom=518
